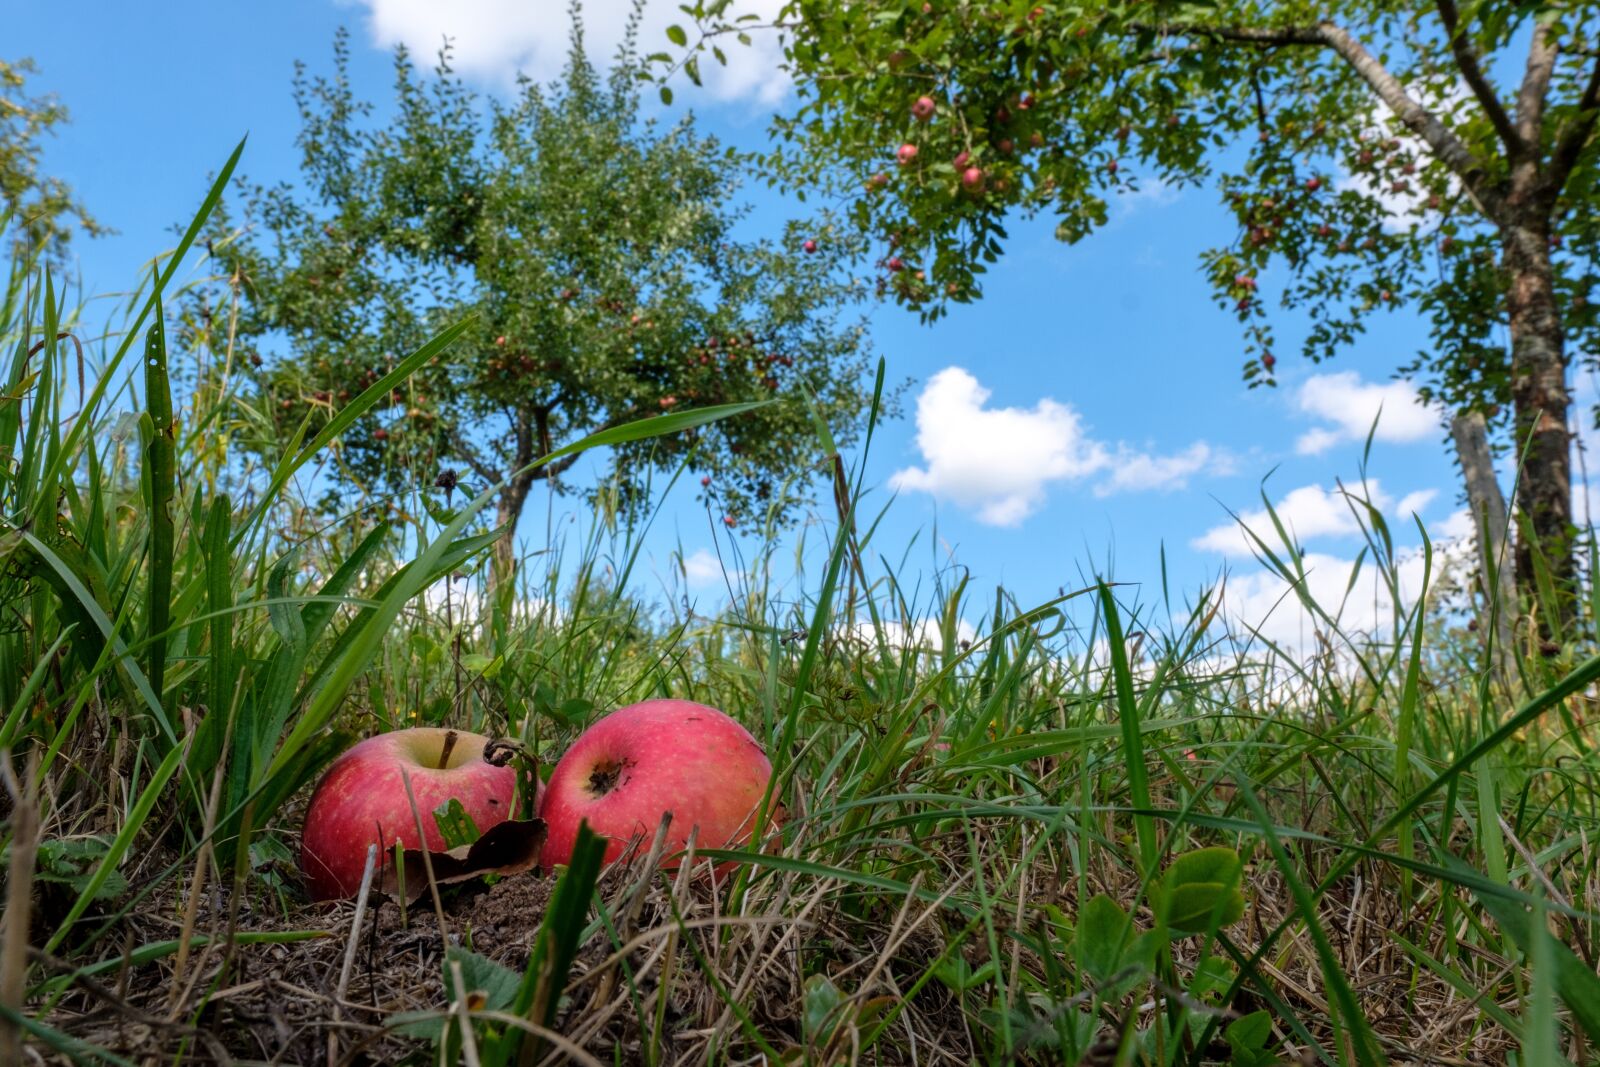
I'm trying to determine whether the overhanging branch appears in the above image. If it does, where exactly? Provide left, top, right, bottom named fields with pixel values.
left=1436, top=0, right=1523, bottom=158
left=1546, top=50, right=1600, bottom=196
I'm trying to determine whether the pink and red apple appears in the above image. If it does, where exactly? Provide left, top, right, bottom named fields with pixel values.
left=911, top=96, right=936, bottom=121
left=300, top=728, right=526, bottom=901
left=539, top=699, right=773, bottom=871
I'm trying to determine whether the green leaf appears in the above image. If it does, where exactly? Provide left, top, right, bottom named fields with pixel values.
left=432, top=798, right=483, bottom=848
left=1074, top=894, right=1142, bottom=986
left=1156, top=846, right=1246, bottom=934
left=803, top=973, right=844, bottom=1043
left=666, top=23, right=688, bottom=45
left=1225, top=1010, right=1275, bottom=1067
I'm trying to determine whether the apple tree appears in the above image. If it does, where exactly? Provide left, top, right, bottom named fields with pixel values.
left=667, top=1, right=1600, bottom=614
left=0, top=56, right=104, bottom=260
left=204, top=26, right=878, bottom=578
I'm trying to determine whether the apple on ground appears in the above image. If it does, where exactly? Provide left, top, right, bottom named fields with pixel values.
left=300, top=727, right=528, bottom=901
left=539, top=699, right=773, bottom=871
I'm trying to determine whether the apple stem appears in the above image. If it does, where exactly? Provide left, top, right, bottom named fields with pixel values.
left=437, top=729, right=458, bottom=770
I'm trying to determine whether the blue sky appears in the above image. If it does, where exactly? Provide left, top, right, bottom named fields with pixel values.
left=16, top=0, right=1477, bottom=647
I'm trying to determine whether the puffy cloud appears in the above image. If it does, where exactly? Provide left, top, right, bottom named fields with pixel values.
left=352, top=0, right=790, bottom=105
left=680, top=547, right=724, bottom=588
left=1096, top=442, right=1225, bottom=497
left=1295, top=371, right=1438, bottom=454
left=845, top=616, right=978, bottom=651
left=1193, top=480, right=1437, bottom=558
left=890, top=367, right=1224, bottom=526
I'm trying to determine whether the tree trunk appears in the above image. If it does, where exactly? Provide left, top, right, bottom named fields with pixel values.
left=1451, top=410, right=1518, bottom=674
left=1502, top=221, right=1573, bottom=623
left=490, top=473, right=534, bottom=591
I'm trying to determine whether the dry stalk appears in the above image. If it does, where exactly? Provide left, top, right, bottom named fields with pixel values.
left=1, top=749, right=40, bottom=1066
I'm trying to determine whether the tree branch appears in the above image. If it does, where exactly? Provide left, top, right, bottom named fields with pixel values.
left=1315, top=21, right=1507, bottom=219
left=458, top=450, right=502, bottom=489
left=1546, top=50, right=1600, bottom=195
left=1136, top=18, right=1506, bottom=217
left=1516, top=20, right=1558, bottom=149
left=1131, top=22, right=1325, bottom=46
left=1436, top=0, right=1523, bottom=157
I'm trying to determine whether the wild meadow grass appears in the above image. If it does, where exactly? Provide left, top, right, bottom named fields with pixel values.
left=1, top=174, right=1598, bottom=1065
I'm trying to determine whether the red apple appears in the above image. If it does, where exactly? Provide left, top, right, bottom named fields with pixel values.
left=911, top=96, right=936, bottom=121
left=952, top=149, right=970, bottom=169
left=897, top=143, right=919, bottom=165
left=960, top=166, right=985, bottom=191
left=539, top=699, right=773, bottom=871
left=802, top=239, right=818, bottom=253
left=300, top=728, right=521, bottom=901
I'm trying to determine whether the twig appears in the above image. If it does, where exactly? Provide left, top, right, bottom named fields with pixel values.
left=327, top=844, right=379, bottom=1067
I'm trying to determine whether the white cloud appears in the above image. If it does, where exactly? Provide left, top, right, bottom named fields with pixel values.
left=1217, top=550, right=1430, bottom=653
left=1294, top=371, right=1438, bottom=454
left=352, top=0, right=790, bottom=105
left=1193, top=480, right=1437, bottom=558
left=890, top=367, right=1224, bottom=526
left=1096, top=442, right=1223, bottom=497
left=680, top=548, right=724, bottom=588
left=846, top=616, right=978, bottom=651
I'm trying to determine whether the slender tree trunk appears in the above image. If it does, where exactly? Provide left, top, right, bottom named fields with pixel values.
left=490, top=473, right=534, bottom=591
left=1451, top=410, right=1518, bottom=675
left=1502, top=221, right=1573, bottom=622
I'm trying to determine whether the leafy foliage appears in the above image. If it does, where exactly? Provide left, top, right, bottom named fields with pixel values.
left=199, top=20, right=881, bottom=548
left=0, top=57, right=104, bottom=261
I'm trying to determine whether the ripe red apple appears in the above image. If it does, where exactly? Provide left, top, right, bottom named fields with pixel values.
left=1106, top=158, right=1119, bottom=175
left=897, top=143, right=919, bottom=165
left=300, top=728, right=521, bottom=901
left=960, top=166, right=985, bottom=191
left=887, top=256, right=905, bottom=272
left=996, top=138, right=1014, bottom=154
left=952, top=149, right=970, bottom=169
left=802, top=239, right=818, bottom=253
left=1261, top=353, right=1276, bottom=371
left=1304, top=176, right=1321, bottom=191
left=539, top=699, right=773, bottom=871
left=911, top=96, right=936, bottom=121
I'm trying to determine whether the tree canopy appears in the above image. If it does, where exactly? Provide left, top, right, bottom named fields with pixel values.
left=203, top=23, right=880, bottom=574
left=670, top=0, right=1600, bottom=613
left=0, top=57, right=103, bottom=260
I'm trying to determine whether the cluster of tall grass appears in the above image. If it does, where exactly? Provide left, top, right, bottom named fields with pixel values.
left=1, top=162, right=1598, bottom=1065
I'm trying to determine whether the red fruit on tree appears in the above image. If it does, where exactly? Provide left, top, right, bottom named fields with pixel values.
left=912, top=96, right=936, bottom=121
left=868, top=172, right=889, bottom=190
left=961, top=166, right=985, bottom=191
left=887, top=257, right=905, bottom=272
left=495, top=335, right=508, bottom=346
left=723, top=515, right=736, bottom=528
left=1106, top=158, right=1118, bottom=174
left=700, top=475, right=711, bottom=487
left=1262, top=353, right=1277, bottom=371
left=803, top=239, right=818, bottom=253
left=997, top=138, right=1014, bottom=154
left=952, top=149, right=970, bottom=169
left=1304, top=177, right=1321, bottom=191
left=897, top=143, right=919, bottom=165
left=374, top=428, right=389, bottom=441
